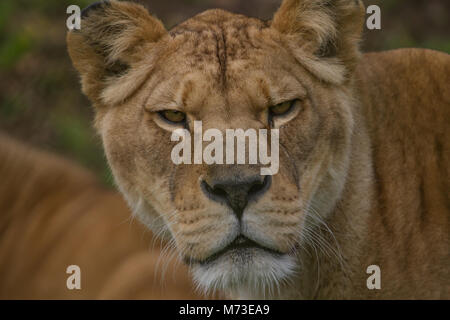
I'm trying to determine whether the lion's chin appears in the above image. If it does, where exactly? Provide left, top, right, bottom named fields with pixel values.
left=190, top=247, right=297, bottom=298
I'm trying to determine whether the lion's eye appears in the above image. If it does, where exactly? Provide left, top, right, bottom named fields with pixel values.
left=158, top=110, right=186, bottom=124
left=269, top=100, right=295, bottom=116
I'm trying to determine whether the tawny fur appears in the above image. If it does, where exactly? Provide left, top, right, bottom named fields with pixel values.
left=66, top=0, right=449, bottom=299
left=0, top=133, right=200, bottom=299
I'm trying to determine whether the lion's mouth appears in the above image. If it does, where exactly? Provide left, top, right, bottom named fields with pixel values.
left=192, top=235, right=283, bottom=266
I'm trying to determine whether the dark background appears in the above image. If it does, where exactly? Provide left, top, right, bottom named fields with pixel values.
left=0, top=0, right=449, bottom=185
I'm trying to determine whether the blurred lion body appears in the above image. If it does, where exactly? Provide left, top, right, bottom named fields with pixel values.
left=0, top=133, right=200, bottom=299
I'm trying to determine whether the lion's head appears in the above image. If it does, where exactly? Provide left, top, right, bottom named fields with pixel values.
left=67, top=0, right=365, bottom=297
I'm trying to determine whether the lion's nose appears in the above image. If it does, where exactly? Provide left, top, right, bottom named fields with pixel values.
left=201, top=175, right=271, bottom=219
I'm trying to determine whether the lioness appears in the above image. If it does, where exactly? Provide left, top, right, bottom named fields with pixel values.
left=67, top=0, right=449, bottom=299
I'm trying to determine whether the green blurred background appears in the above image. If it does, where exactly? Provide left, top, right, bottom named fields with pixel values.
left=0, top=0, right=449, bottom=186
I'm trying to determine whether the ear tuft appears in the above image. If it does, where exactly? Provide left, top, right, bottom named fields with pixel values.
left=67, top=0, right=167, bottom=107
left=81, top=0, right=111, bottom=18
left=271, top=0, right=365, bottom=83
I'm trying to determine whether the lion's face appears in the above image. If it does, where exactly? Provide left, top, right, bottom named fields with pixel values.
left=68, top=0, right=364, bottom=296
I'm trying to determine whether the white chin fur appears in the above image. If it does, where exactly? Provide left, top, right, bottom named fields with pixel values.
left=191, top=249, right=297, bottom=298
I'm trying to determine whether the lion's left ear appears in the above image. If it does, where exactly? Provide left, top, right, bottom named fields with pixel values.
left=67, top=0, right=167, bottom=107
left=271, top=0, right=365, bottom=84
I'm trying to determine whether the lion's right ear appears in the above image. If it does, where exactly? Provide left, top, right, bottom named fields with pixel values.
left=67, top=0, right=167, bottom=107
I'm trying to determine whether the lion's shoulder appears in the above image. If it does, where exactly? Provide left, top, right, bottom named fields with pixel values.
left=357, top=48, right=449, bottom=136
left=359, top=48, right=449, bottom=99
left=354, top=49, right=449, bottom=298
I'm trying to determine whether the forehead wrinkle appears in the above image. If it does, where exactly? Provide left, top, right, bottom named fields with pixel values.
left=169, top=12, right=268, bottom=85
left=214, top=23, right=228, bottom=90
left=260, top=63, right=309, bottom=104
left=181, top=79, right=194, bottom=109
left=257, top=77, right=272, bottom=107
left=231, top=69, right=308, bottom=117
left=231, top=69, right=273, bottom=109
left=231, top=76, right=271, bottom=116
left=144, top=76, right=182, bottom=110
left=166, top=11, right=282, bottom=120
